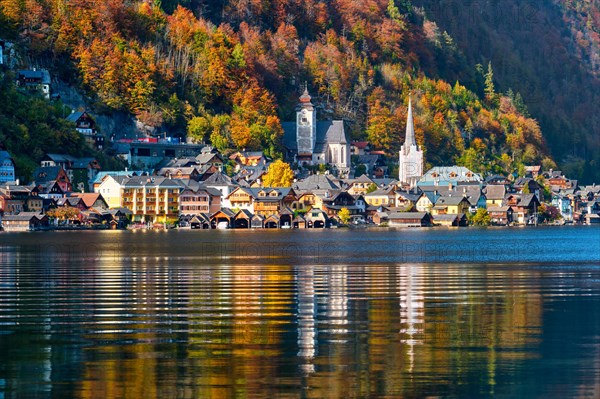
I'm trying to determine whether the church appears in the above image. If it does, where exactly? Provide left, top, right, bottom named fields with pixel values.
left=398, top=98, right=424, bottom=187
left=282, top=89, right=350, bottom=175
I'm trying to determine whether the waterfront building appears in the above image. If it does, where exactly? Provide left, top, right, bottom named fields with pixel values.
left=121, top=176, right=183, bottom=224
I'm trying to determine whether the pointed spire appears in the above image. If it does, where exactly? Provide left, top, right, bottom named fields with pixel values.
left=405, top=97, right=416, bottom=147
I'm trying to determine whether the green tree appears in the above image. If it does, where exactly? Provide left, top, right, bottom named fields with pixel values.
left=470, top=208, right=491, bottom=226
left=366, top=183, right=378, bottom=194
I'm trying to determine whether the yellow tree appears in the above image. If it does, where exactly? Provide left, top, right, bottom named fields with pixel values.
left=263, top=160, right=294, bottom=187
left=338, top=207, right=351, bottom=224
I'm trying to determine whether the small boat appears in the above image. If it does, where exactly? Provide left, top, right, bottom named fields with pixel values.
left=281, top=223, right=291, bottom=229
left=216, top=221, right=229, bottom=229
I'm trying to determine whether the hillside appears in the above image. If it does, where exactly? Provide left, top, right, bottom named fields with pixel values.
left=1, top=0, right=596, bottom=181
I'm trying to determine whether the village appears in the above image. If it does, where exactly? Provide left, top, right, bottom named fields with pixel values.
left=0, top=69, right=599, bottom=232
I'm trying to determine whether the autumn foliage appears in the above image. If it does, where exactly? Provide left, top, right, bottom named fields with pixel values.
left=2, top=0, right=593, bottom=179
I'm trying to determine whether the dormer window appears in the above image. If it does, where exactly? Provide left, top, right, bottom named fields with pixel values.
left=450, top=172, right=457, bottom=178
left=432, top=172, right=439, bottom=178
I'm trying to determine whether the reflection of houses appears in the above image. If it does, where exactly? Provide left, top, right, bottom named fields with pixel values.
left=398, top=265, right=424, bottom=372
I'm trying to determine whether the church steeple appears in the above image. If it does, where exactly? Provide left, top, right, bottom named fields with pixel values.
left=296, top=87, right=316, bottom=158
left=403, top=97, right=416, bottom=152
left=399, top=96, right=424, bottom=186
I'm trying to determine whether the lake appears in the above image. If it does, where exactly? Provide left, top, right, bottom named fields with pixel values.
left=0, top=226, right=599, bottom=398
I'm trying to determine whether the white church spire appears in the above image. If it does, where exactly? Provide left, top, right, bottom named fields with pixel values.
left=399, top=96, right=424, bottom=187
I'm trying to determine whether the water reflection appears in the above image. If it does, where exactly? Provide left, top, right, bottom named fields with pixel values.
left=0, top=228, right=598, bottom=398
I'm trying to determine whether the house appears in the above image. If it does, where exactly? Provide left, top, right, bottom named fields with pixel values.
left=364, top=186, right=396, bottom=207
left=282, top=89, right=350, bottom=175
left=32, top=166, right=72, bottom=193
left=229, top=151, right=266, bottom=170
left=514, top=177, right=541, bottom=198
left=395, top=188, right=422, bottom=210
left=1, top=212, right=48, bottom=232
left=66, top=111, right=104, bottom=149
left=524, top=165, right=542, bottom=178
left=71, top=158, right=102, bottom=192
left=485, top=185, right=506, bottom=207
left=503, top=194, right=540, bottom=224
left=203, top=171, right=237, bottom=200
left=488, top=206, right=513, bottom=226
left=0, top=150, right=16, bottom=184
left=16, top=69, right=51, bottom=99
left=418, top=166, right=482, bottom=186
left=304, top=208, right=328, bottom=228
left=36, top=181, right=66, bottom=200
left=320, top=191, right=363, bottom=219
left=346, top=174, right=375, bottom=195
left=552, top=194, right=573, bottom=222
left=210, top=208, right=236, bottom=229
left=179, top=186, right=222, bottom=218
left=387, top=212, right=432, bottom=227
left=373, top=211, right=389, bottom=225
left=226, top=187, right=256, bottom=213
left=433, top=213, right=468, bottom=227
left=0, top=185, right=32, bottom=214
left=250, top=188, right=297, bottom=217
left=431, top=195, right=471, bottom=216
left=70, top=193, right=109, bottom=210
left=94, top=174, right=131, bottom=209
left=121, top=176, right=184, bottom=224
left=196, top=150, right=224, bottom=171
left=351, top=141, right=370, bottom=156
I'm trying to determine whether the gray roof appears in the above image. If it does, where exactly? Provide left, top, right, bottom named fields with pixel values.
left=66, top=111, right=85, bottom=123
left=387, top=212, right=429, bottom=220
left=293, top=174, right=341, bottom=191
left=485, top=185, right=506, bottom=200
left=121, top=176, right=184, bottom=188
left=435, top=195, right=471, bottom=206
left=282, top=120, right=348, bottom=152
left=33, top=166, right=63, bottom=183
left=433, top=213, right=465, bottom=221
left=203, top=171, right=234, bottom=186
left=3, top=212, right=46, bottom=221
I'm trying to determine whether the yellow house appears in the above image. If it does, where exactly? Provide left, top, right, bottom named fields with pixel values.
left=431, top=195, right=471, bottom=216
left=121, top=176, right=182, bottom=223
left=364, top=187, right=396, bottom=207
left=95, top=175, right=128, bottom=209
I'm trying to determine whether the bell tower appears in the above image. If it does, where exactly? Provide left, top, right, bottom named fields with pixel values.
left=296, top=88, right=316, bottom=163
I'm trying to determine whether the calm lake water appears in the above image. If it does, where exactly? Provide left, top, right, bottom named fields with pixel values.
left=0, top=226, right=599, bottom=398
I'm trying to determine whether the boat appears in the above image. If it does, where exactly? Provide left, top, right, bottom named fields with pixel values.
left=216, top=221, right=229, bottom=229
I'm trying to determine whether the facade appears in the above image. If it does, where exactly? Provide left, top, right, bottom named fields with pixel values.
left=399, top=99, right=424, bottom=187
left=282, top=89, right=351, bottom=174
left=0, top=150, right=15, bottom=184
left=121, top=177, right=183, bottom=223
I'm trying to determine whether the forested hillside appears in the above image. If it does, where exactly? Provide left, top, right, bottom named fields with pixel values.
left=1, top=0, right=596, bottom=181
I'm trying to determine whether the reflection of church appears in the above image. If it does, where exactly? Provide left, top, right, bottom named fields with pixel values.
left=282, top=89, right=350, bottom=174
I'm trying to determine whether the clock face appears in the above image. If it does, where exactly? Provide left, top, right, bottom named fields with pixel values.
left=298, top=109, right=309, bottom=125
